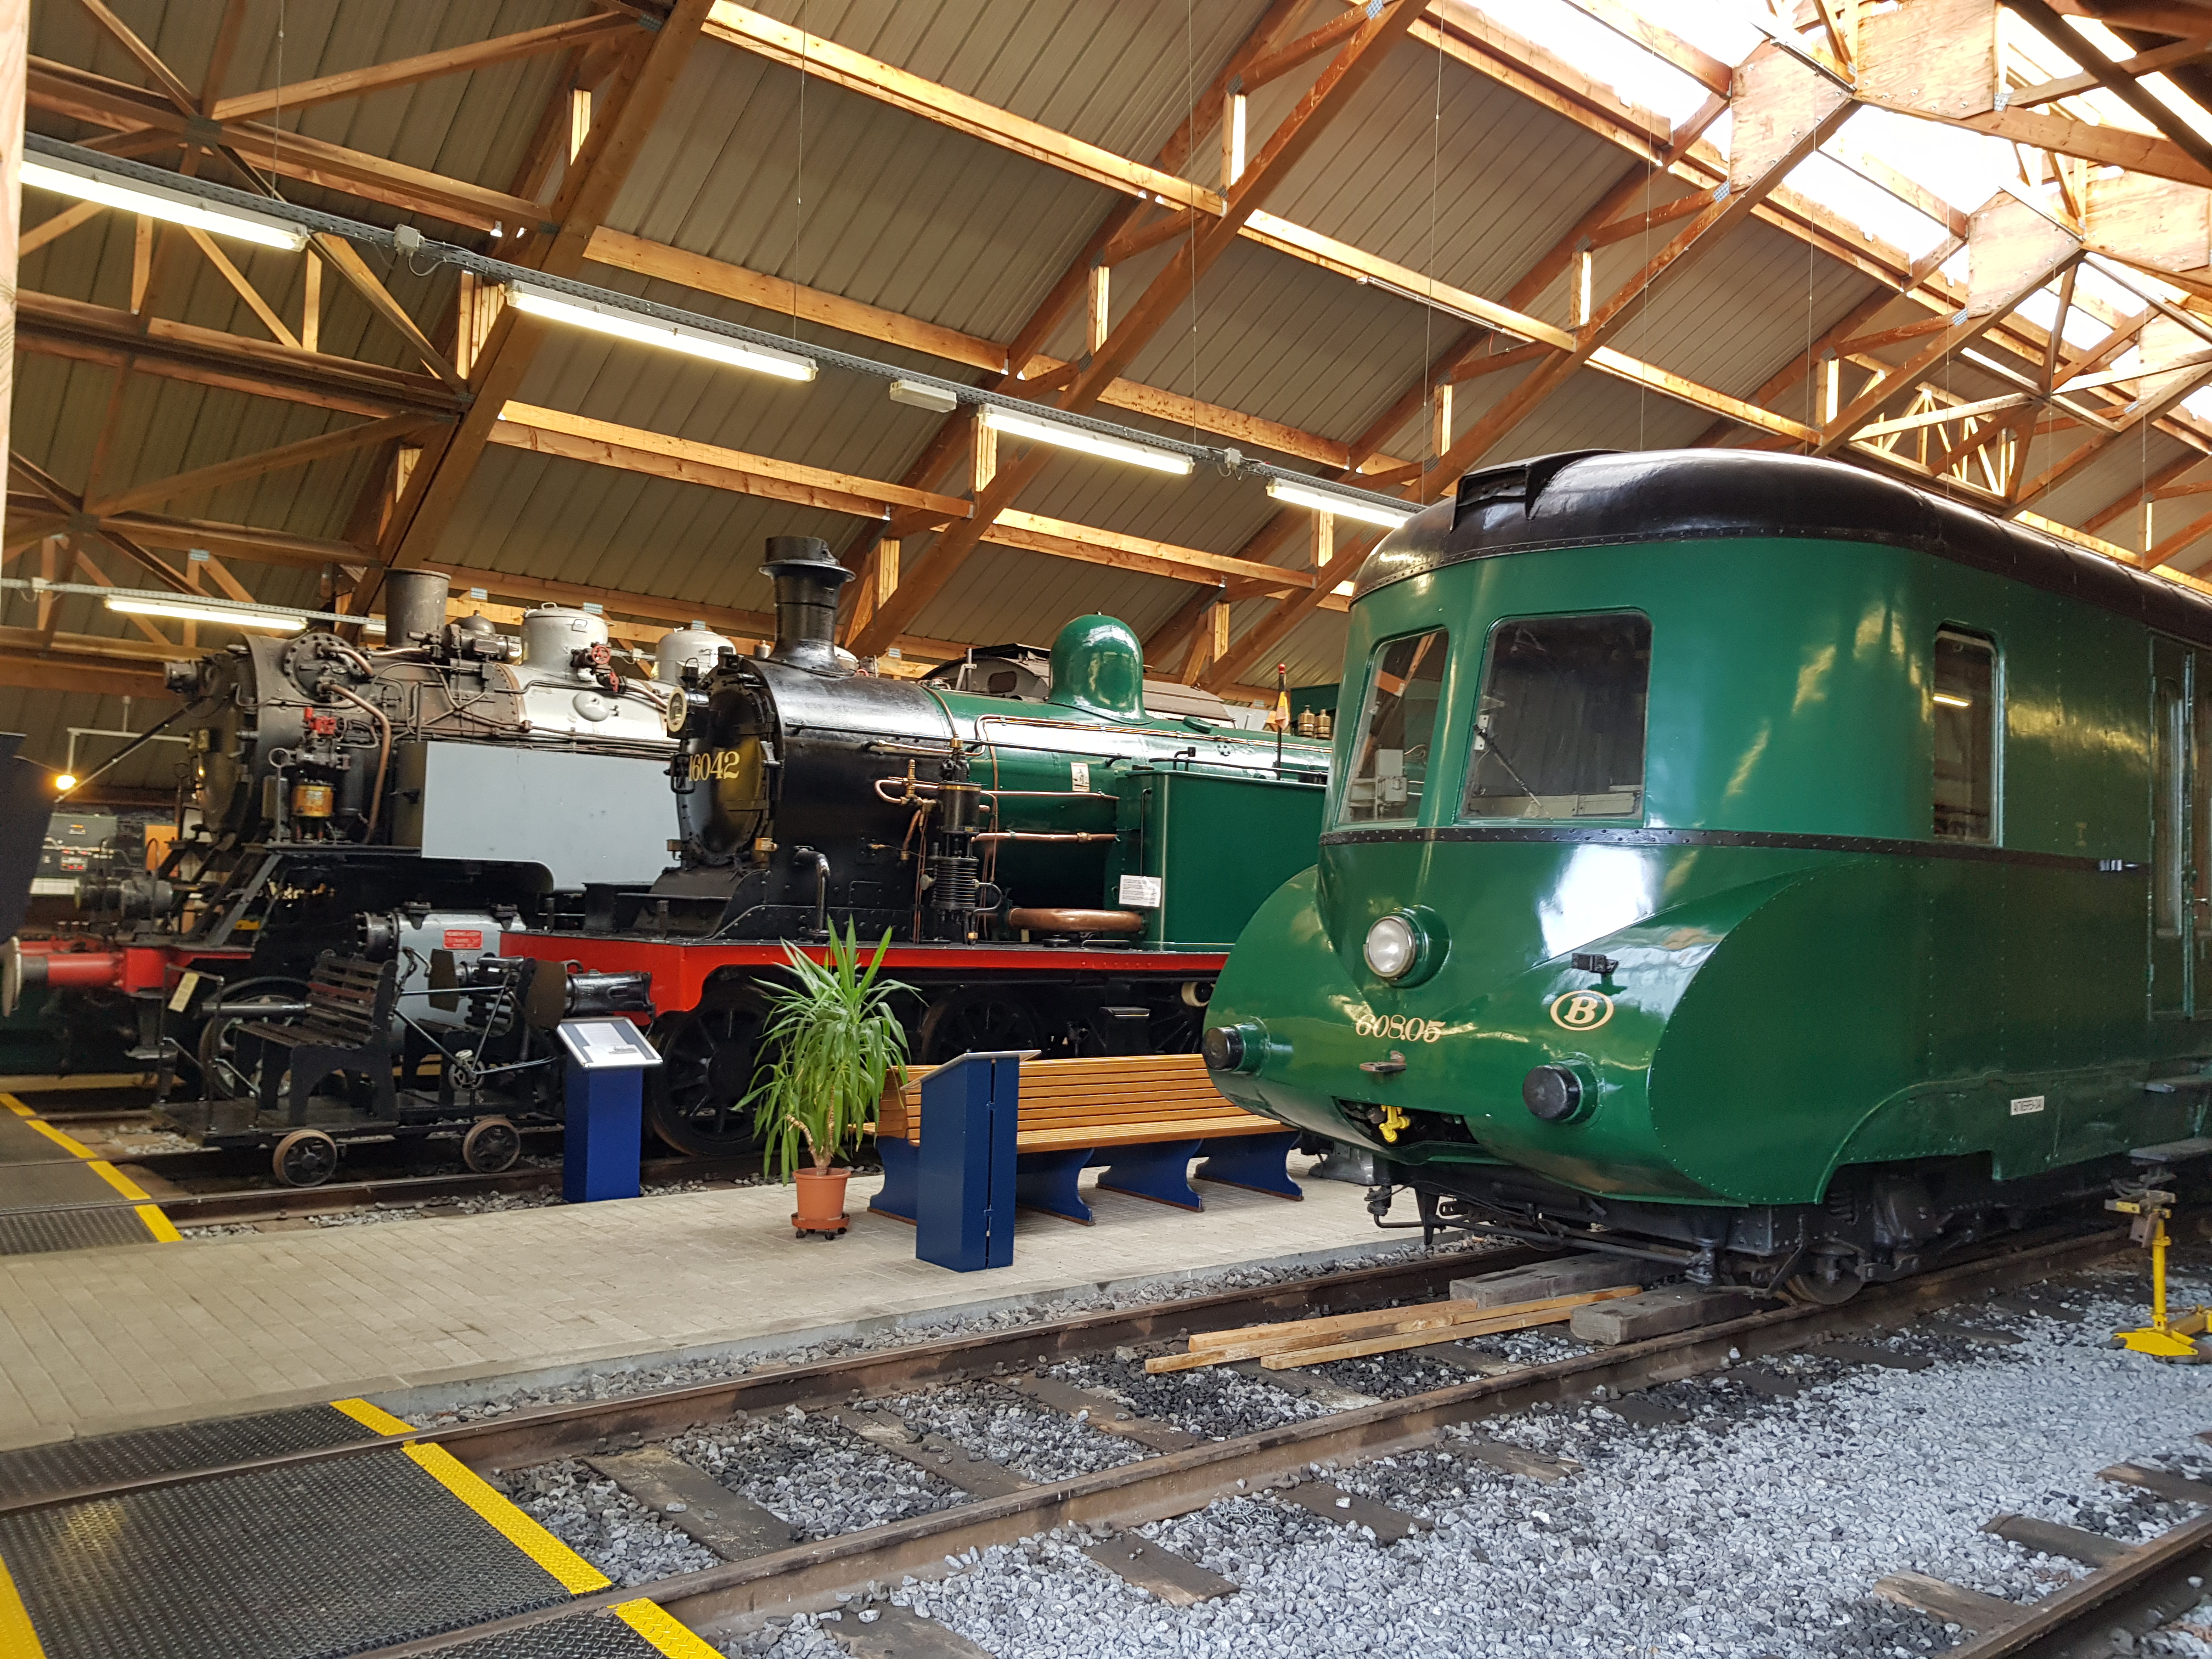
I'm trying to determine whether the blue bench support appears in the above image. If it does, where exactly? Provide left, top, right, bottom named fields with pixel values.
left=1194, top=1131, right=1305, bottom=1200
left=1013, top=1149, right=1096, bottom=1224
left=870, top=1136, right=919, bottom=1223
left=1092, top=1139, right=1206, bottom=1211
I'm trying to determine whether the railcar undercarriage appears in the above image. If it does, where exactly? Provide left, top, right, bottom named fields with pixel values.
left=1381, top=1153, right=2149, bottom=1301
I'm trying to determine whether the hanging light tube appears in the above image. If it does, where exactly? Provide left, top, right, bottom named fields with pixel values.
left=980, top=405, right=1193, bottom=475
left=22, top=153, right=308, bottom=251
left=106, top=595, right=305, bottom=633
left=1266, top=476, right=1414, bottom=529
left=504, top=280, right=817, bottom=382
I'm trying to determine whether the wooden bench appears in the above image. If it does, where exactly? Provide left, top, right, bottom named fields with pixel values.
left=241, top=952, right=398, bottom=1125
left=868, top=1053, right=1301, bottom=1225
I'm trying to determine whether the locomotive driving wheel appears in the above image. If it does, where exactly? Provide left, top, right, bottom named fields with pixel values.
left=917, top=988, right=1042, bottom=1062
left=647, top=992, right=770, bottom=1157
left=194, top=978, right=313, bottom=1100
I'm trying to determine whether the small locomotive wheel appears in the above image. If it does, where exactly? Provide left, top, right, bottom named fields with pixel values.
left=1783, top=1270, right=1864, bottom=1306
left=462, top=1116, right=522, bottom=1174
left=272, top=1128, right=340, bottom=1188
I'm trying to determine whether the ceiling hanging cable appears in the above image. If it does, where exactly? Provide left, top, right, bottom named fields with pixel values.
left=792, top=0, right=807, bottom=343
left=1423, top=23, right=1442, bottom=478
left=1185, top=0, right=1198, bottom=445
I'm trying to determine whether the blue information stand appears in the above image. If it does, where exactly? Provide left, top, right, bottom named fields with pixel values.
left=556, top=1019, right=661, bottom=1204
left=914, top=1050, right=1023, bottom=1272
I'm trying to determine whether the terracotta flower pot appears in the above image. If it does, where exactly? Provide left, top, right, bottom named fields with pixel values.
left=792, top=1166, right=850, bottom=1238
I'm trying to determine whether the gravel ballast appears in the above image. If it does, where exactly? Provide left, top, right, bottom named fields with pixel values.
left=719, top=1257, right=2212, bottom=1659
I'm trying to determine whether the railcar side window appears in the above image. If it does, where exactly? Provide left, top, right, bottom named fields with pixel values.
left=1931, top=630, right=1997, bottom=843
left=1340, top=630, right=1448, bottom=823
left=1461, top=612, right=1650, bottom=820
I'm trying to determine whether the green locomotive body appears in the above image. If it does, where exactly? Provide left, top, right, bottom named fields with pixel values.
left=1205, top=448, right=2212, bottom=1297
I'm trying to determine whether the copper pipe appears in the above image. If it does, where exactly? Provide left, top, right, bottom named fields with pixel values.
left=1007, top=907, right=1146, bottom=933
left=326, top=684, right=392, bottom=840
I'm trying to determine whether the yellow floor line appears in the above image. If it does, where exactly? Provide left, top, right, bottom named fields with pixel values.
left=329, top=1397, right=415, bottom=1437
left=21, top=1121, right=91, bottom=1159
left=612, top=1599, right=724, bottom=1658
left=402, top=1443, right=612, bottom=1594
left=0, top=1550, right=48, bottom=1659
left=8, top=1115, right=182, bottom=1245
left=83, top=1161, right=180, bottom=1239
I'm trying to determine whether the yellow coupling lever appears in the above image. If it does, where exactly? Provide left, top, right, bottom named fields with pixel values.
left=2107, top=1186, right=2209, bottom=1360
left=1377, top=1104, right=1412, bottom=1144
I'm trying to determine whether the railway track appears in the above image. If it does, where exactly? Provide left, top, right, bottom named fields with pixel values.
left=8, top=1223, right=2177, bottom=1659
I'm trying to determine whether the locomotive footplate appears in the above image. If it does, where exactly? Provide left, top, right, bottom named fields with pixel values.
left=0, top=1397, right=727, bottom=1659
left=0, top=1097, right=177, bottom=1256
left=501, top=932, right=1230, bottom=1020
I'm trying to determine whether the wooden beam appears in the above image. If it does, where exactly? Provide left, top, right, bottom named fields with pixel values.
left=27, top=59, right=545, bottom=231
left=1559, top=0, right=1734, bottom=95
left=2008, top=0, right=2212, bottom=184
left=488, top=402, right=970, bottom=524
left=703, top=4, right=1226, bottom=218
left=0, top=650, right=166, bottom=697
left=2011, top=33, right=2212, bottom=105
left=390, top=1, right=715, bottom=569
left=74, top=0, right=195, bottom=115
left=9, top=451, right=190, bottom=592
left=20, top=200, right=97, bottom=256
left=180, top=227, right=297, bottom=347
left=1419, top=44, right=1854, bottom=496
left=91, top=413, right=435, bottom=518
left=2084, top=448, right=2210, bottom=533
left=14, top=290, right=465, bottom=418
left=486, top=403, right=1316, bottom=594
left=851, top=0, right=1423, bottom=658
left=212, top=14, right=633, bottom=122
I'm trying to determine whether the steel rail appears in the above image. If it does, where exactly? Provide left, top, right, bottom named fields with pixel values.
left=0, top=1248, right=1521, bottom=1517
left=332, top=1225, right=2128, bottom=1654
left=1945, top=1511, right=2212, bottom=1657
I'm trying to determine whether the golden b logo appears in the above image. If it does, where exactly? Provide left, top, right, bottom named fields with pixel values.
left=1548, top=990, right=1614, bottom=1031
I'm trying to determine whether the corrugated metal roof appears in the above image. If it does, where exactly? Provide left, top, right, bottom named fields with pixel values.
left=9, top=0, right=2204, bottom=779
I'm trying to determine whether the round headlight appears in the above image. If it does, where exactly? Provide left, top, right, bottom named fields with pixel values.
left=663, top=693, right=689, bottom=736
left=1364, top=914, right=1418, bottom=979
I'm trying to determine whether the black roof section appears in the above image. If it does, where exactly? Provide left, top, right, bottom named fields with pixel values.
left=1355, top=447, right=2212, bottom=646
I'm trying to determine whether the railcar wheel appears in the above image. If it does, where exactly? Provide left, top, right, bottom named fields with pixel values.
left=272, top=1128, right=339, bottom=1188
left=462, top=1116, right=521, bottom=1174
left=917, top=988, right=1042, bottom=1062
left=647, top=994, right=769, bottom=1157
left=194, top=978, right=313, bottom=1100
left=1784, top=1269, right=1864, bottom=1306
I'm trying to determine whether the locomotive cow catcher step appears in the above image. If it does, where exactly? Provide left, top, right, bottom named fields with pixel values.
left=162, top=949, right=656, bottom=1186
left=870, top=1053, right=1302, bottom=1224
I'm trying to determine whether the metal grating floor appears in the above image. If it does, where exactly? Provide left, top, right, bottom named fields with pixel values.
left=0, top=1111, right=82, bottom=1167
left=0, top=1402, right=388, bottom=1506
left=435, top=1607, right=687, bottom=1659
left=0, top=1448, right=583, bottom=1659
left=0, top=1204, right=157, bottom=1257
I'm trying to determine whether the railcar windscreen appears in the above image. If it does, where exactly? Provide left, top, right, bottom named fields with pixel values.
left=1932, top=629, right=1996, bottom=843
left=1462, top=612, right=1650, bottom=821
left=1340, top=629, right=1448, bottom=823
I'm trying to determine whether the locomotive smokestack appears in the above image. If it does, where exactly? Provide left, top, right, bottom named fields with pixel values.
left=761, top=536, right=855, bottom=674
left=382, top=570, right=450, bottom=647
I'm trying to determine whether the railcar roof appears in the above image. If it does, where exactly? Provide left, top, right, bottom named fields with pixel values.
left=1357, top=449, right=2212, bottom=651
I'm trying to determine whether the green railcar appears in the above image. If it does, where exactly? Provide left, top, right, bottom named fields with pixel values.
left=1204, top=448, right=2212, bottom=1299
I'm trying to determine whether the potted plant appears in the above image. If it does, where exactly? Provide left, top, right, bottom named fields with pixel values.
left=744, top=924, right=912, bottom=1237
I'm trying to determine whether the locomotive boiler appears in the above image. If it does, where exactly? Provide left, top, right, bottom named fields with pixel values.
left=16, top=569, right=721, bottom=1092
left=503, top=535, right=1333, bottom=1154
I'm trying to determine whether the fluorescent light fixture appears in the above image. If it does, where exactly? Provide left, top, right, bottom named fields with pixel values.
left=980, top=405, right=1192, bottom=475
left=890, top=379, right=960, bottom=414
left=1266, top=477, right=1415, bottom=529
left=1933, top=691, right=1972, bottom=708
left=106, top=595, right=304, bottom=633
left=505, top=280, right=817, bottom=382
left=22, top=154, right=307, bottom=250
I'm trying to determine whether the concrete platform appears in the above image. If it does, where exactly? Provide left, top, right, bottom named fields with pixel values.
left=0, top=1155, right=1391, bottom=1452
